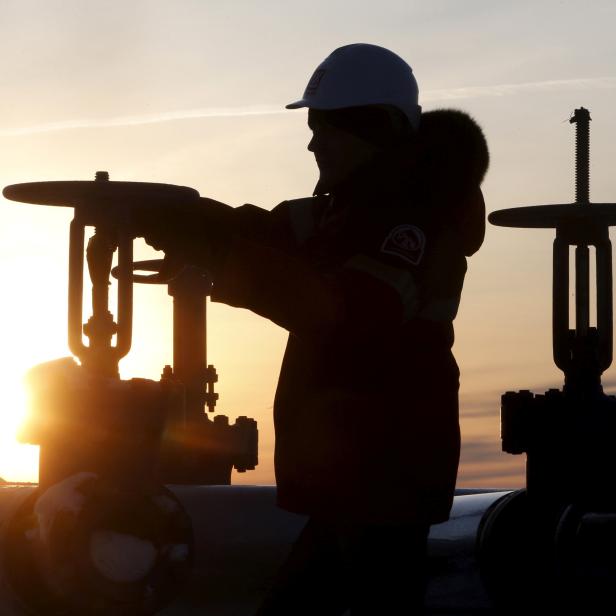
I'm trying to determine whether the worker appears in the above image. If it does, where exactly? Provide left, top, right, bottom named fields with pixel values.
left=134, top=43, right=489, bottom=614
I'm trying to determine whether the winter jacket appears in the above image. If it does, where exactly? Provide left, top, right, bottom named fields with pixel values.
left=210, top=108, right=489, bottom=524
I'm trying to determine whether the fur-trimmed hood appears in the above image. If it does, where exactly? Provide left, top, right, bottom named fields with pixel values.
left=418, top=108, right=489, bottom=195
left=417, top=108, right=489, bottom=256
left=324, top=107, right=489, bottom=257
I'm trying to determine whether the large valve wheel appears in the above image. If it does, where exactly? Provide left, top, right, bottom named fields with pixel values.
left=2, top=175, right=201, bottom=233
left=112, top=258, right=180, bottom=285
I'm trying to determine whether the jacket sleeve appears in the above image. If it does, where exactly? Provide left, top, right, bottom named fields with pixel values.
left=223, top=202, right=292, bottom=249
left=210, top=203, right=463, bottom=346
left=230, top=197, right=326, bottom=251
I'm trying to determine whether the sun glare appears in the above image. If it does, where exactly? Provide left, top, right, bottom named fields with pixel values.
left=0, top=348, right=40, bottom=483
left=0, top=258, right=71, bottom=484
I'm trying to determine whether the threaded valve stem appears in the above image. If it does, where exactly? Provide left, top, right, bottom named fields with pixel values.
left=569, top=107, right=591, bottom=205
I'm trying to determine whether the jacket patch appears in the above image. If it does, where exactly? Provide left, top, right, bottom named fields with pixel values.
left=380, top=225, right=426, bottom=265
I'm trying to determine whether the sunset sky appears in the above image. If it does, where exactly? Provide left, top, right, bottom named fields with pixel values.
left=0, top=0, right=615, bottom=487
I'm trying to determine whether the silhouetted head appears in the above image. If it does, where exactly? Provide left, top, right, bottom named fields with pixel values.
left=287, top=43, right=421, bottom=128
left=287, top=43, right=421, bottom=194
left=307, top=104, right=417, bottom=193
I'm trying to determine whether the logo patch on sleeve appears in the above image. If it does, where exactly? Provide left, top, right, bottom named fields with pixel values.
left=380, top=224, right=426, bottom=265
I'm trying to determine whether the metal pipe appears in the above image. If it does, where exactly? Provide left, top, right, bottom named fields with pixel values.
left=169, top=269, right=209, bottom=420
left=553, top=235, right=570, bottom=372
left=575, top=244, right=590, bottom=337
left=68, top=217, right=86, bottom=359
left=596, top=238, right=613, bottom=371
left=114, top=231, right=133, bottom=360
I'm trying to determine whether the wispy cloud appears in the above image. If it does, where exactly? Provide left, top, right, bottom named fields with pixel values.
left=422, top=76, right=616, bottom=102
left=0, top=104, right=286, bottom=137
left=1, top=76, right=614, bottom=137
left=458, top=436, right=524, bottom=487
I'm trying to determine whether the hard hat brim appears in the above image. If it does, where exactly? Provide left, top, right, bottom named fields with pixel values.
left=285, top=100, right=308, bottom=109
left=285, top=100, right=358, bottom=111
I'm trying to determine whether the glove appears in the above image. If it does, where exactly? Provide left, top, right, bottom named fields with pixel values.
left=130, top=196, right=236, bottom=276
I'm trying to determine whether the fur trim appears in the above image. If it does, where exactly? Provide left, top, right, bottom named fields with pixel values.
left=417, top=109, right=489, bottom=256
left=418, top=108, right=490, bottom=192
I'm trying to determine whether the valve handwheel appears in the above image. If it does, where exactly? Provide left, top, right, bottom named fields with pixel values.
left=111, top=258, right=182, bottom=285
left=2, top=176, right=200, bottom=225
left=111, top=259, right=213, bottom=292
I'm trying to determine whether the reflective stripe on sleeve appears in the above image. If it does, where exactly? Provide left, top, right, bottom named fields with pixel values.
left=286, top=198, right=316, bottom=244
left=343, top=254, right=419, bottom=318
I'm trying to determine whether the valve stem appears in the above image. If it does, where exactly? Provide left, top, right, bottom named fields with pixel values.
left=569, top=107, right=591, bottom=205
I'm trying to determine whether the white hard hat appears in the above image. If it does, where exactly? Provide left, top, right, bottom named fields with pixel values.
left=286, top=43, right=421, bottom=131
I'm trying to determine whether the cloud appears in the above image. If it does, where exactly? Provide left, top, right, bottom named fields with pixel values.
left=422, top=76, right=616, bottom=103
left=0, top=105, right=286, bottom=137
left=459, top=436, right=524, bottom=486
left=2, top=77, right=615, bottom=137
left=461, top=438, right=505, bottom=464
left=459, top=465, right=523, bottom=485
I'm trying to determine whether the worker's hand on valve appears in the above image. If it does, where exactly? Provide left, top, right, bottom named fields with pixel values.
left=129, top=196, right=235, bottom=277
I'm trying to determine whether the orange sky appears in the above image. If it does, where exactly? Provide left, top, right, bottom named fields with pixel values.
left=0, top=1, right=615, bottom=488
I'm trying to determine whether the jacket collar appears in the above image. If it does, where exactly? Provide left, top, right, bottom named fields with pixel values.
left=313, top=145, right=418, bottom=208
